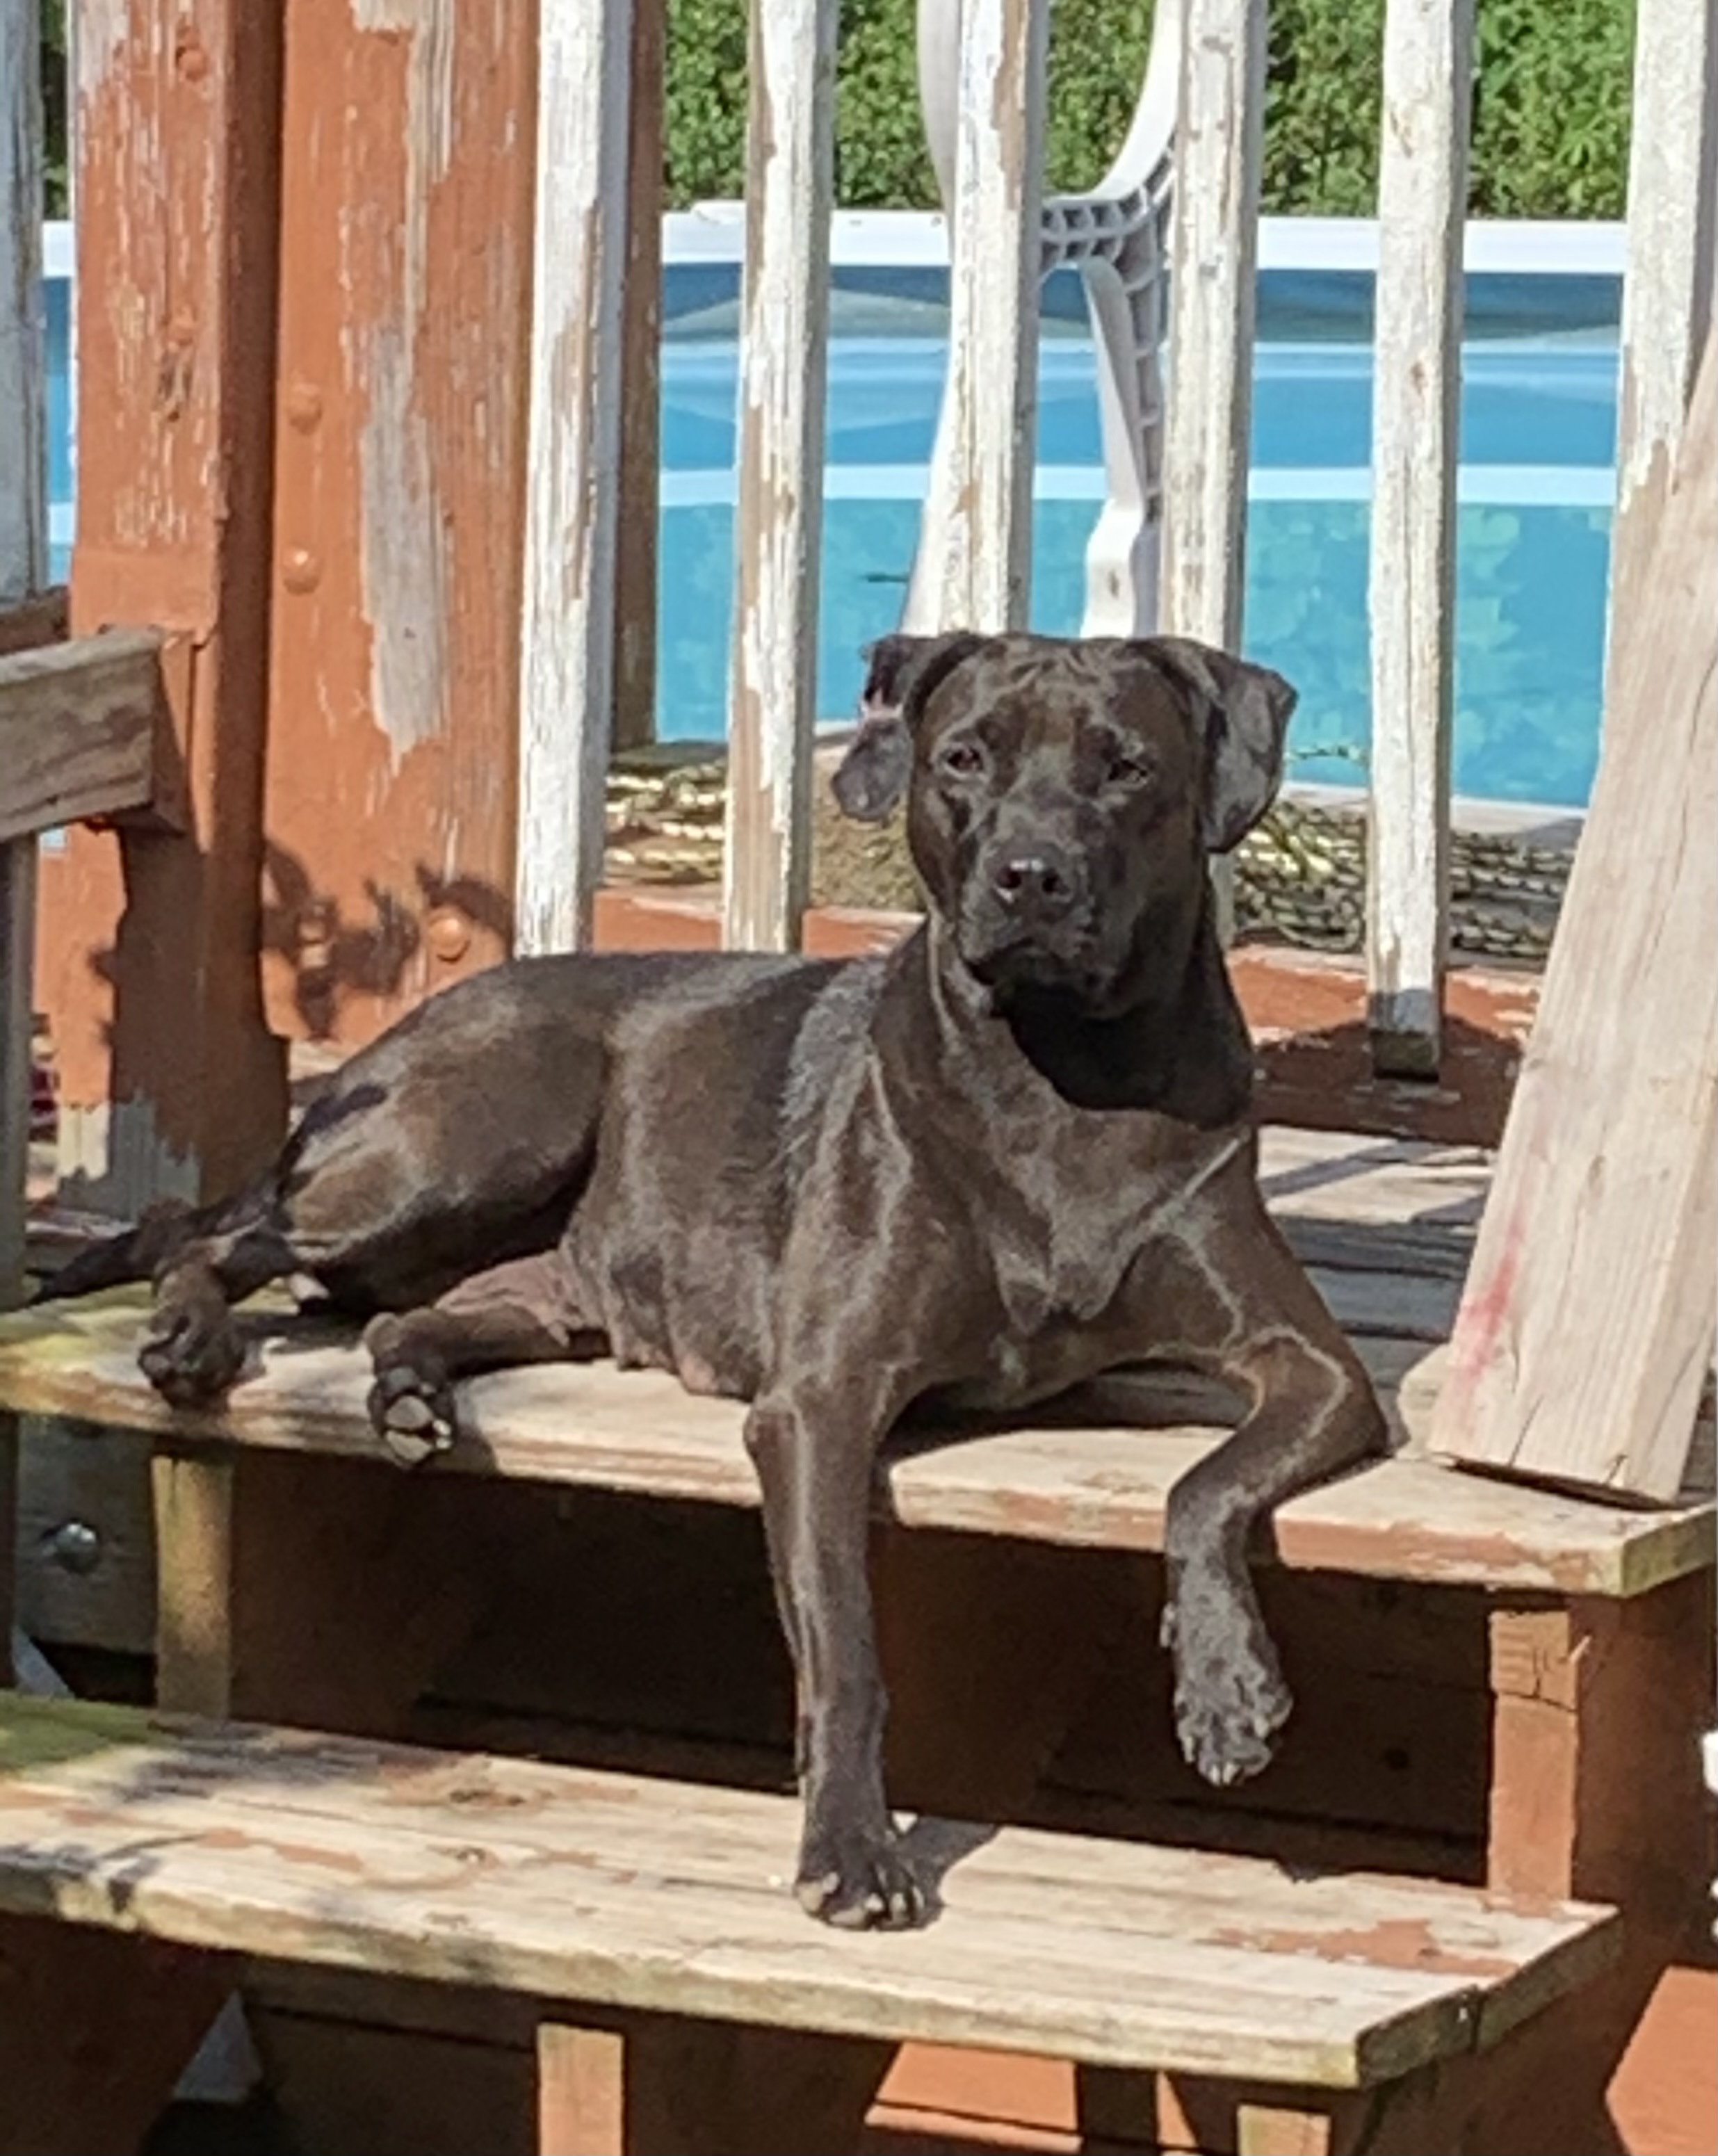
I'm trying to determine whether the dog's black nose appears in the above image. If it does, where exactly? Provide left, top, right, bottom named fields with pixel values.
left=991, top=846, right=1078, bottom=920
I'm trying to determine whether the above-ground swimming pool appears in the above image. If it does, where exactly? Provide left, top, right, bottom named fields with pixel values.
left=42, top=215, right=1622, bottom=810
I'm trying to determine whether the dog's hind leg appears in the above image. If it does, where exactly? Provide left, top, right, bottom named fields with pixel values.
left=362, top=1251, right=606, bottom=1467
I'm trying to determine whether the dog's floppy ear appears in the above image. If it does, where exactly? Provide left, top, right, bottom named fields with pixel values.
left=830, top=632, right=986, bottom=823
left=1146, top=636, right=1296, bottom=852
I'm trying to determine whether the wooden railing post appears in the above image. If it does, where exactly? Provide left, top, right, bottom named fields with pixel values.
left=515, top=0, right=638, bottom=955
left=720, top=0, right=838, bottom=950
left=1604, top=0, right=1717, bottom=702
left=0, top=0, right=49, bottom=1304
left=1364, top=0, right=1474, bottom=1078
left=935, top=0, right=1051, bottom=632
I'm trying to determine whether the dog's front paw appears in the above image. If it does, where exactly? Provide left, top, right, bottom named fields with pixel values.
left=795, top=1819, right=925, bottom=1931
left=139, top=1304, right=246, bottom=1407
left=1162, top=1592, right=1292, bottom=1789
left=365, top=1359, right=457, bottom=1469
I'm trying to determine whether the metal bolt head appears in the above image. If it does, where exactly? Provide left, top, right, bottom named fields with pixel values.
left=44, top=1520, right=102, bottom=1574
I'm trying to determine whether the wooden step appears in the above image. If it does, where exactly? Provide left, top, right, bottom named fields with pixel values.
left=0, top=1692, right=1618, bottom=2091
left=3, top=1127, right=1710, bottom=1602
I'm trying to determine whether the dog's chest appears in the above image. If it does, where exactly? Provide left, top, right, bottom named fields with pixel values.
left=986, top=1140, right=1183, bottom=1338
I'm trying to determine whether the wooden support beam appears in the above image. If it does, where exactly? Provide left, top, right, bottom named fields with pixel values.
left=1, top=0, right=47, bottom=1310
left=40, top=0, right=289, bottom=1217
left=1365, top=0, right=1473, bottom=1078
left=720, top=0, right=838, bottom=950
left=514, top=0, right=635, bottom=954
left=1432, top=334, right=1717, bottom=1500
left=0, top=631, right=169, bottom=845
left=262, top=0, right=536, bottom=1031
left=0, top=587, right=65, bottom=659
left=613, top=0, right=665, bottom=756
left=1605, top=0, right=1717, bottom=700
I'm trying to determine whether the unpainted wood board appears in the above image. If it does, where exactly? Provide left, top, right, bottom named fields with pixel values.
left=0, top=1298, right=1710, bottom=1596
left=0, top=631, right=165, bottom=846
left=1433, top=335, right=1718, bottom=1500
left=0, top=1694, right=1618, bottom=2088
left=1606, top=0, right=1717, bottom=714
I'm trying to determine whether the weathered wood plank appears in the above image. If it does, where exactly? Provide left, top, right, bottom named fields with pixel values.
left=611, top=0, right=666, bottom=758
left=0, top=1694, right=1619, bottom=2089
left=1160, top=0, right=1265, bottom=655
left=937, top=0, right=1050, bottom=630
left=720, top=0, right=838, bottom=950
left=514, top=0, right=635, bottom=955
left=0, top=586, right=67, bottom=658
left=0, top=0, right=47, bottom=1311
left=1432, top=334, right=1718, bottom=1500
left=40, top=0, right=288, bottom=1219
left=0, top=631, right=167, bottom=845
left=0, top=1298, right=1708, bottom=1596
left=1364, top=0, right=1473, bottom=1077
left=1605, top=0, right=1717, bottom=709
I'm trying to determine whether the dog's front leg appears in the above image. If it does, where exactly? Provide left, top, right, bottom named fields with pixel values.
left=745, top=1387, right=924, bottom=1929
left=1148, top=1195, right=1388, bottom=1789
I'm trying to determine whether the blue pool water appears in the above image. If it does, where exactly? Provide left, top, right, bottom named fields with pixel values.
left=43, top=252, right=1621, bottom=809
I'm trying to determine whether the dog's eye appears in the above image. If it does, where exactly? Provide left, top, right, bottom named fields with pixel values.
left=1105, top=753, right=1154, bottom=790
left=940, top=740, right=984, bottom=778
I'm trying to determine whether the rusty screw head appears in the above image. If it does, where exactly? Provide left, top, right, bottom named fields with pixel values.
left=426, top=906, right=471, bottom=964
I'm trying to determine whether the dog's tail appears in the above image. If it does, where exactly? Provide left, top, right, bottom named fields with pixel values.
left=31, top=1197, right=213, bottom=1305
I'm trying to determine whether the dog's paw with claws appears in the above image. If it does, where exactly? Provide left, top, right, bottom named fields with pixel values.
left=795, top=1820, right=925, bottom=1931
left=139, top=1304, right=247, bottom=1408
left=366, top=1363, right=457, bottom=1468
left=1162, top=1593, right=1292, bottom=1789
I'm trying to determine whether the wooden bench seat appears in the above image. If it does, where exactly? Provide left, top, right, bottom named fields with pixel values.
left=0, top=1690, right=1619, bottom=2153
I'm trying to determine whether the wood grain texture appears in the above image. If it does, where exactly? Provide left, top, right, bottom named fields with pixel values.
left=6, top=1128, right=1710, bottom=1596
left=42, top=0, right=289, bottom=1216
left=0, top=631, right=166, bottom=845
left=1605, top=0, right=1717, bottom=715
left=936, top=0, right=1050, bottom=630
left=1, top=1309, right=1709, bottom=1598
left=0, top=1694, right=1619, bottom=2089
left=514, top=0, right=635, bottom=955
left=0, top=0, right=46, bottom=1309
left=1160, top=0, right=1265, bottom=654
left=1364, top=0, right=1473, bottom=1078
left=720, top=0, right=838, bottom=949
left=1432, top=336, right=1718, bottom=1500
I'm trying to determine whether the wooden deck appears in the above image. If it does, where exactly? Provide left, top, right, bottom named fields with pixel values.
left=6, top=1127, right=1712, bottom=1603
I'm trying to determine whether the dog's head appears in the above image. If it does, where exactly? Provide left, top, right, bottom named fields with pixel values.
left=831, top=631, right=1295, bottom=1014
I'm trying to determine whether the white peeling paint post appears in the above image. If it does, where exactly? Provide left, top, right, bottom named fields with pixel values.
left=937, top=0, right=1049, bottom=630
left=1161, top=0, right=1268, bottom=939
left=1605, top=0, right=1717, bottom=706
left=514, top=0, right=635, bottom=953
left=1364, top=0, right=1473, bottom=1078
left=0, top=0, right=47, bottom=1306
left=720, top=0, right=838, bottom=950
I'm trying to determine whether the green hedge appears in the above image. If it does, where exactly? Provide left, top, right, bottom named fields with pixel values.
left=670, top=0, right=1635, bottom=218
left=42, top=0, right=1633, bottom=223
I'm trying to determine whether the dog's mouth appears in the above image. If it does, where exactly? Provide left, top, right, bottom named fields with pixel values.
left=961, top=930, right=1113, bottom=1005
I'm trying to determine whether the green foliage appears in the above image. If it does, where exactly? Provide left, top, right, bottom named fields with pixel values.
left=40, top=0, right=1634, bottom=222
